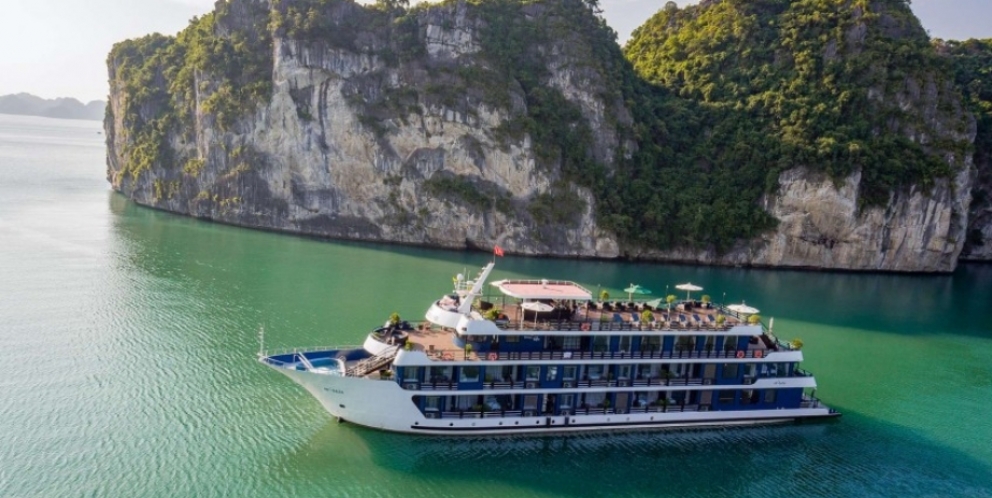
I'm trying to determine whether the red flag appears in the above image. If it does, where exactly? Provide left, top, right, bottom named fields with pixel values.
left=493, top=245, right=504, bottom=257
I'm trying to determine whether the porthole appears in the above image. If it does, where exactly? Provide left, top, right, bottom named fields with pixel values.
left=449, top=423, right=453, bottom=426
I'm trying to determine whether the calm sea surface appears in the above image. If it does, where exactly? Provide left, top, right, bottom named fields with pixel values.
left=1, top=114, right=990, bottom=497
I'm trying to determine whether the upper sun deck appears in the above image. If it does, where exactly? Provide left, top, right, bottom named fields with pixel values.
left=490, top=279, right=593, bottom=301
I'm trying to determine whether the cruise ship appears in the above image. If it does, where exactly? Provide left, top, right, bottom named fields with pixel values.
left=260, top=261, right=839, bottom=434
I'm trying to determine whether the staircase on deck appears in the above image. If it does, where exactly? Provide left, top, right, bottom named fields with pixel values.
left=347, top=345, right=399, bottom=377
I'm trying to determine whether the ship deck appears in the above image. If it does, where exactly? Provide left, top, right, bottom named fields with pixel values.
left=402, top=301, right=772, bottom=362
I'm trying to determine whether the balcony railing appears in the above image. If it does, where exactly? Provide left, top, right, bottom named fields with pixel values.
left=424, top=348, right=775, bottom=363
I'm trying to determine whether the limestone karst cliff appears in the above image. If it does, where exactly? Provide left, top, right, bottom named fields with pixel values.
left=105, top=0, right=988, bottom=272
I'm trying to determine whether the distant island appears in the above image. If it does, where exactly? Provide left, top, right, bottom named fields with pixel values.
left=0, top=93, right=105, bottom=121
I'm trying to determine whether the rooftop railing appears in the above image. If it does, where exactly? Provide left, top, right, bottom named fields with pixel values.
left=420, top=347, right=779, bottom=363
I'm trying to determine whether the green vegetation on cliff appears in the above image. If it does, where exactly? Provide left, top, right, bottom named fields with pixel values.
left=625, top=0, right=967, bottom=211
left=109, top=0, right=272, bottom=180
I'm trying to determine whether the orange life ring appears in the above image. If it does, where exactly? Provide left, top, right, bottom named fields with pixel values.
left=736, top=350, right=745, bottom=359
left=581, top=323, right=591, bottom=332
left=754, top=350, right=764, bottom=358
left=442, top=352, right=454, bottom=361
left=487, top=352, right=498, bottom=361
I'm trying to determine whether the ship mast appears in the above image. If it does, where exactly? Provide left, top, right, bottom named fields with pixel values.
left=457, top=262, right=495, bottom=315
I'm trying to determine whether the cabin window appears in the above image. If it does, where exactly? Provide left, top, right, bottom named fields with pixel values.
left=764, top=390, right=777, bottom=404
left=455, top=395, right=475, bottom=409
left=546, top=366, right=558, bottom=381
left=585, top=392, right=605, bottom=407
left=563, top=366, right=577, bottom=380
left=741, top=389, right=755, bottom=404
left=523, top=395, right=539, bottom=410
left=526, top=366, right=541, bottom=381
left=618, top=364, right=632, bottom=379
left=585, top=365, right=604, bottom=380
left=500, top=365, right=516, bottom=381
left=619, top=335, right=632, bottom=352
left=638, top=364, right=657, bottom=379
left=428, top=366, right=452, bottom=382
left=460, top=366, right=480, bottom=383
left=593, top=335, right=609, bottom=352
left=560, top=394, right=574, bottom=410
left=424, top=396, right=442, bottom=411
left=704, top=335, right=715, bottom=352
left=675, top=335, right=695, bottom=352
left=719, top=390, right=736, bottom=404
left=483, top=395, right=502, bottom=412
left=722, top=363, right=739, bottom=379
left=641, top=335, right=661, bottom=352
left=506, top=335, right=519, bottom=343
left=563, top=336, right=581, bottom=350
left=484, top=366, right=501, bottom=383
left=723, top=336, right=738, bottom=351
left=404, top=367, right=420, bottom=381
left=744, top=363, right=757, bottom=379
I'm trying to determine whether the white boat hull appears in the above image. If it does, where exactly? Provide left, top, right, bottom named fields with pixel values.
left=272, top=365, right=838, bottom=435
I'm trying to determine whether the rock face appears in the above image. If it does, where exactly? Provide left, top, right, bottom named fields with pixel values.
left=963, top=157, right=992, bottom=261
left=632, top=166, right=972, bottom=272
left=105, top=0, right=981, bottom=272
left=106, top=0, right=622, bottom=258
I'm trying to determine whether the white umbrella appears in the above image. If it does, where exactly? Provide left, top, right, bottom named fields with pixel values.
left=727, top=303, right=759, bottom=315
left=521, top=301, right=554, bottom=312
left=520, top=301, right=554, bottom=328
left=675, top=282, right=703, bottom=301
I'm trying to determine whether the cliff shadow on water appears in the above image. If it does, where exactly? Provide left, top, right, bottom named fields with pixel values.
left=105, top=0, right=991, bottom=272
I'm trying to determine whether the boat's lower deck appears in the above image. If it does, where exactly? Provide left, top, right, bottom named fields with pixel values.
left=403, top=405, right=839, bottom=435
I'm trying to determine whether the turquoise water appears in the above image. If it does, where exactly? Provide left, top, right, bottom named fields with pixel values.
left=0, top=114, right=990, bottom=497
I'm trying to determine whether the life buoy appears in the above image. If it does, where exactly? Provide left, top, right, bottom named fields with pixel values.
left=442, top=352, right=454, bottom=361
left=736, top=350, right=745, bottom=359
left=754, top=350, right=764, bottom=358
left=581, top=323, right=591, bottom=332
left=487, top=352, right=498, bottom=361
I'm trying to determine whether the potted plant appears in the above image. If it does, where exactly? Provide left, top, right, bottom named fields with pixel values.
left=464, top=343, right=473, bottom=359
left=666, top=294, right=677, bottom=311
left=640, top=310, right=654, bottom=326
left=701, top=294, right=711, bottom=308
left=388, top=312, right=401, bottom=326
left=790, top=338, right=804, bottom=350
left=379, top=370, right=393, bottom=380
left=716, top=314, right=726, bottom=327
left=599, top=289, right=610, bottom=302
left=747, top=314, right=762, bottom=325
left=483, top=308, right=502, bottom=321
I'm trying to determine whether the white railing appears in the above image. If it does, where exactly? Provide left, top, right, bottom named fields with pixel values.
left=261, top=345, right=364, bottom=357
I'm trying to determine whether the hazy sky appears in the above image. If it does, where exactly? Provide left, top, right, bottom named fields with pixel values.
left=1, top=0, right=990, bottom=102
